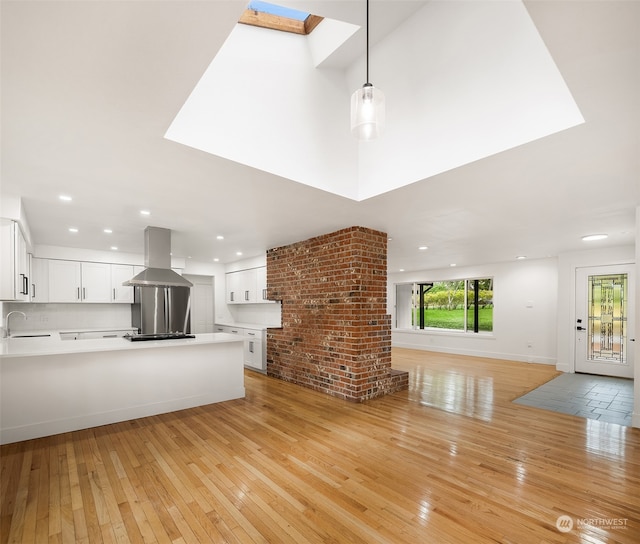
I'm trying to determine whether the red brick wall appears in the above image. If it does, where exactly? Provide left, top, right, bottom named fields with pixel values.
left=266, top=226, right=406, bottom=401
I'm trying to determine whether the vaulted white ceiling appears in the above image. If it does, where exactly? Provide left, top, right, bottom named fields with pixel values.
left=167, top=1, right=584, bottom=201
left=1, top=0, right=638, bottom=272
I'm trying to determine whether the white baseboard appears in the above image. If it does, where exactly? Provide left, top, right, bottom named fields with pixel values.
left=391, top=341, right=556, bottom=365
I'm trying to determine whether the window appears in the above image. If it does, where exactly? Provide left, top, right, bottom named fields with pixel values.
left=239, top=1, right=323, bottom=35
left=395, top=278, right=493, bottom=333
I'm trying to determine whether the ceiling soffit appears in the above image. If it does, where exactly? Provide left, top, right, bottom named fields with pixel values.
left=165, top=0, right=584, bottom=201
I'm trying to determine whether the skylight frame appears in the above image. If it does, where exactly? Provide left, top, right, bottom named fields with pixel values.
left=239, top=1, right=323, bottom=35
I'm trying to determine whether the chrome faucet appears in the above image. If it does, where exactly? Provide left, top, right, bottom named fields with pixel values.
left=4, top=311, right=27, bottom=338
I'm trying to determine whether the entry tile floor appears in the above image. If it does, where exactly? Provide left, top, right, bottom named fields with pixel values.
left=514, top=372, right=634, bottom=426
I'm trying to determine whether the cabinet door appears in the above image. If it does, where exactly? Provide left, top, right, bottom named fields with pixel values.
left=111, top=264, right=134, bottom=303
left=81, top=262, right=112, bottom=302
left=240, top=269, right=257, bottom=303
left=48, top=260, right=82, bottom=302
left=0, top=220, right=30, bottom=301
left=30, top=256, right=50, bottom=302
left=14, top=226, right=30, bottom=301
left=243, top=330, right=264, bottom=370
left=256, top=266, right=270, bottom=303
left=226, top=272, right=241, bottom=304
left=0, top=219, right=16, bottom=300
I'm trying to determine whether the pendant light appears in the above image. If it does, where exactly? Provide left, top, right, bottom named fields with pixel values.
left=350, top=0, right=385, bottom=140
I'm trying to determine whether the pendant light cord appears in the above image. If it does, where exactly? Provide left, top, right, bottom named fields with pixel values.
left=366, top=0, right=370, bottom=84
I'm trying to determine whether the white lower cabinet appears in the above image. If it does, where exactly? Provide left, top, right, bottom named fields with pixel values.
left=243, top=329, right=265, bottom=371
left=215, top=324, right=266, bottom=372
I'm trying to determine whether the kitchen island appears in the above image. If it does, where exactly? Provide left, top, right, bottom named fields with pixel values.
left=0, top=333, right=245, bottom=444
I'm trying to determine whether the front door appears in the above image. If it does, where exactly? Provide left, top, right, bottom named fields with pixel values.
left=575, top=264, right=635, bottom=378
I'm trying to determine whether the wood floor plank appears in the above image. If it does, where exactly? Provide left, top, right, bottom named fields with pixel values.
left=2, top=348, right=639, bottom=543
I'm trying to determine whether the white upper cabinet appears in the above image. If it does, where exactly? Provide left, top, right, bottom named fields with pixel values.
left=48, top=260, right=113, bottom=303
left=225, top=270, right=242, bottom=304
left=48, top=260, right=82, bottom=302
left=225, top=266, right=272, bottom=305
left=81, top=262, right=112, bottom=302
left=30, top=256, right=49, bottom=303
left=256, top=266, right=269, bottom=302
left=110, top=264, right=134, bottom=303
left=0, top=219, right=30, bottom=302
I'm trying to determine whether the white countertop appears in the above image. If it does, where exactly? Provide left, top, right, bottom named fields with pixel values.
left=215, top=321, right=277, bottom=330
left=0, top=332, right=244, bottom=358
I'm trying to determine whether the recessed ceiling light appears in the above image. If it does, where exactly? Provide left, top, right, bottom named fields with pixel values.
left=216, top=235, right=224, bottom=240
left=110, top=246, right=118, bottom=251
left=450, top=263, right=456, bottom=267
left=418, top=246, right=428, bottom=250
left=140, top=210, right=151, bottom=216
left=399, top=268, right=405, bottom=272
left=516, top=255, right=527, bottom=260
left=582, top=234, right=608, bottom=241
left=68, top=227, right=78, bottom=233
left=104, top=228, right=113, bottom=234
left=213, top=258, right=220, bottom=262
left=236, top=251, right=243, bottom=256
left=59, top=195, right=72, bottom=201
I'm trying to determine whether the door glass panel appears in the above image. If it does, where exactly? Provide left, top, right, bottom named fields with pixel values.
left=587, top=273, right=627, bottom=364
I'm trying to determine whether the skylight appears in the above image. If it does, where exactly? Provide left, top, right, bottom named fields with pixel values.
left=239, top=1, right=323, bottom=35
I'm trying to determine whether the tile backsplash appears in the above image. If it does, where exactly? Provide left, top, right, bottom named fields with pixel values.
left=3, top=303, right=133, bottom=332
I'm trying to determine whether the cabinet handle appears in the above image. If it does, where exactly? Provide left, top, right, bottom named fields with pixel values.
left=245, top=290, right=249, bottom=301
left=249, top=341, right=254, bottom=353
left=77, top=287, right=80, bottom=300
left=230, top=291, right=234, bottom=302
left=32, top=284, right=36, bottom=299
left=113, top=288, right=116, bottom=300
left=20, top=274, right=29, bottom=295
left=83, top=287, right=86, bottom=300
left=262, top=288, right=267, bottom=300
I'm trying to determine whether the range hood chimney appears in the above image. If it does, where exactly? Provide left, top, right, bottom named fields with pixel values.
left=123, top=227, right=193, bottom=288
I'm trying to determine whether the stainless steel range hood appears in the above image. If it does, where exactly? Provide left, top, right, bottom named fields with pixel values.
left=123, top=227, right=193, bottom=288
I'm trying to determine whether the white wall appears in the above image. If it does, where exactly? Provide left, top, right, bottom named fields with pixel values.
left=389, top=258, right=558, bottom=364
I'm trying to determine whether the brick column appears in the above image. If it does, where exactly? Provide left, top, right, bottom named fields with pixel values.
left=266, top=226, right=408, bottom=401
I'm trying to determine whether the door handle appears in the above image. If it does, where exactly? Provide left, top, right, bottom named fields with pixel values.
left=576, top=326, right=586, bottom=331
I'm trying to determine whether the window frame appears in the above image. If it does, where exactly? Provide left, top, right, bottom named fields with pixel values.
left=394, top=277, right=494, bottom=334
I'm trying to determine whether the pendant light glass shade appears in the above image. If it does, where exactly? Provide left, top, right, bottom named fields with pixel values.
left=351, top=0, right=384, bottom=140
left=351, top=83, right=385, bottom=140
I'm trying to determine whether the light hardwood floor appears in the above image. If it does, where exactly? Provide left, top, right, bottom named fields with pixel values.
left=1, top=348, right=639, bottom=543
